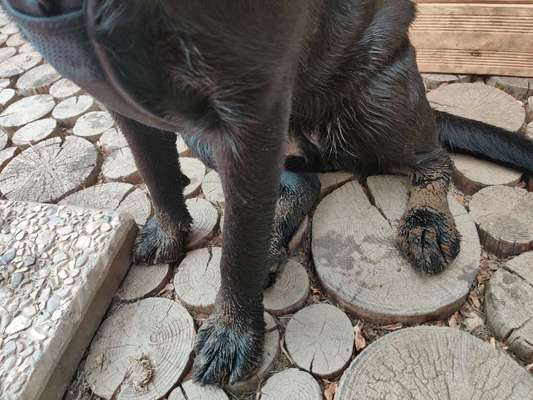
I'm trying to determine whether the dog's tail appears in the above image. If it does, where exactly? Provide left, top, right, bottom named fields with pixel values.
left=436, top=110, right=533, bottom=173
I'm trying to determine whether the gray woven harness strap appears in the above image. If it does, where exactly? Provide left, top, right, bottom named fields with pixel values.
left=1, top=0, right=179, bottom=132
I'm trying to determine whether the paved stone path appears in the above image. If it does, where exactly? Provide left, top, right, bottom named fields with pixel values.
left=0, top=11, right=532, bottom=400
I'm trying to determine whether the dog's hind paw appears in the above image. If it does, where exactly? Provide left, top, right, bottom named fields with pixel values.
left=398, top=206, right=461, bottom=274
left=133, top=216, right=190, bottom=265
left=192, top=311, right=264, bottom=386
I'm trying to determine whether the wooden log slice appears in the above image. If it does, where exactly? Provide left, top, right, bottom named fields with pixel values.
left=1, top=23, right=19, bottom=35
left=527, top=96, right=533, bottom=120
left=0, top=33, right=7, bottom=45
left=0, top=78, right=10, bottom=89
left=18, top=42, right=35, bottom=54
left=0, top=47, right=16, bottom=63
left=97, top=128, right=128, bottom=154
left=169, top=381, right=229, bottom=400
left=102, top=147, right=140, bottom=183
left=181, top=157, right=206, bottom=198
left=319, top=171, right=354, bottom=197
left=0, top=52, right=42, bottom=79
left=5, top=32, right=25, bottom=46
left=52, top=95, right=95, bottom=127
left=0, top=136, right=97, bottom=202
left=285, top=304, right=354, bottom=378
left=487, top=76, right=533, bottom=101
left=0, top=146, right=16, bottom=170
left=486, top=252, right=533, bottom=362
left=117, top=263, right=172, bottom=302
left=263, top=259, right=309, bottom=315
left=228, top=313, right=280, bottom=392
left=427, top=82, right=525, bottom=132
left=451, top=153, right=523, bottom=195
left=186, top=197, right=218, bottom=249
left=469, top=185, right=533, bottom=256
left=11, top=118, right=57, bottom=147
left=116, top=188, right=152, bottom=226
left=0, top=94, right=55, bottom=133
left=0, top=88, right=15, bottom=107
left=259, top=369, right=322, bottom=400
left=0, top=127, right=6, bottom=150
left=49, top=78, right=81, bottom=99
left=16, top=64, right=61, bottom=96
left=421, top=73, right=469, bottom=91
left=85, top=298, right=196, bottom=400
left=335, top=326, right=533, bottom=400
left=201, top=170, right=224, bottom=205
left=73, top=110, right=114, bottom=141
left=312, top=176, right=481, bottom=324
left=174, top=247, right=222, bottom=313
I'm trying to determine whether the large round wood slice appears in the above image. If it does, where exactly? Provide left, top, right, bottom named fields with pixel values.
left=85, top=298, right=196, bottom=400
left=263, top=259, right=309, bottom=315
left=116, top=188, right=152, bottom=225
left=102, top=147, right=140, bottom=183
left=5, top=32, right=24, bottom=46
left=451, top=153, right=523, bottom=195
left=117, top=263, right=172, bottom=302
left=319, top=171, right=355, bottom=197
left=181, top=157, right=206, bottom=198
left=312, top=176, right=481, bottom=324
left=49, top=78, right=81, bottom=99
left=427, top=82, right=525, bottom=132
left=0, top=128, right=6, bottom=150
left=0, top=88, right=15, bottom=107
left=0, top=47, right=16, bottom=63
left=73, top=110, right=114, bottom=141
left=285, top=304, right=354, bottom=378
left=98, top=128, right=128, bottom=154
left=201, top=170, right=224, bottom=205
left=11, top=118, right=57, bottom=147
left=469, top=185, right=533, bottom=256
left=487, top=76, right=533, bottom=100
left=422, top=73, right=469, bottom=91
left=0, top=52, right=42, bottom=79
left=169, top=381, right=229, bottom=400
left=0, top=94, right=55, bottom=133
left=335, top=326, right=533, bottom=400
left=259, top=369, right=322, bottom=400
left=0, top=146, right=16, bottom=170
left=228, top=313, right=280, bottom=392
left=486, top=252, right=533, bottom=362
left=186, top=197, right=218, bottom=249
left=174, top=247, right=221, bottom=313
left=0, top=136, right=97, bottom=202
left=16, top=64, right=61, bottom=96
left=52, top=95, right=96, bottom=127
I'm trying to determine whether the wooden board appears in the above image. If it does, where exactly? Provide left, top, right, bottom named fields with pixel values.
left=312, top=176, right=481, bottom=324
left=336, top=326, right=533, bottom=399
left=410, top=3, right=533, bottom=77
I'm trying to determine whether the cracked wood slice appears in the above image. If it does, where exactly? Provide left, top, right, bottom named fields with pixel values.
left=18, top=42, right=35, bottom=54
left=169, top=380, right=229, bottom=400
left=487, top=76, right=533, bottom=101
left=98, top=128, right=128, bottom=154
left=0, top=88, right=15, bottom=107
left=186, top=197, right=218, bottom=249
left=102, top=147, right=140, bottom=183
left=451, top=153, right=522, bottom=195
left=0, top=136, right=97, bottom=202
left=6, top=32, right=25, bottom=46
left=0, top=52, right=42, bottom=79
left=49, top=78, right=81, bottom=99
left=16, top=64, right=61, bottom=96
left=285, top=303, right=354, bottom=378
left=259, top=368, right=322, bottom=400
left=60, top=183, right=152, bottom=226
left=319, top=171, right=355, bottom=197
left=335, top=326, right=533, bottom=400
left=228, top=312, right=280, bottom=392
left=52, top=95, right=96, bottom=127
left=0, top=47, right=16, bottom=63
left=263, top=259, right=310, bottom=315
left=73, top=110, right=114, bottom=141
left=181, top=157, right=206, bottom=198
left=117, top=263, right=172, bottom=302
left=1, top=22, right=18, bottom=35
left=201, top=170, right=224, bottom=205
left=11, top=118, right=57, bottom=147
left=427, top=82, right=525, bottom=132
left=312, top=176, right=481, bottom=324
left=0, top=94, right=55, bottom=133
left=174, top=247, right=221, bottom=313
left=469, top=185, right=533, bottom=256
left=486, top=252, right=533, bottom=362
left=85, top=298, right=195, bottom=400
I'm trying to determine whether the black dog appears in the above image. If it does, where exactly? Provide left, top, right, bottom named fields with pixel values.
left=5, top=0, right=533, bottom=386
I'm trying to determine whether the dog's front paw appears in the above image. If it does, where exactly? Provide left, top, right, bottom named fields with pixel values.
left=133, top=217, right=190, bottom=265
left=192, top=311, right=265, bottom=386
left=398, top=206, right=461, bottom=274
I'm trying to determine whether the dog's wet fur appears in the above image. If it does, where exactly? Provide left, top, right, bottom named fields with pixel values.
left=10, top=0, right=533, bottom=386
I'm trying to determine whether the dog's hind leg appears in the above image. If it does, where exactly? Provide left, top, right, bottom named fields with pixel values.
left=113, top=113, right=193, bottom=265
left=397, top=148, right=461, bottom=274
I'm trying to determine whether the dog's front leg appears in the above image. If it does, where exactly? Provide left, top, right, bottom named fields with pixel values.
left=192, top=101, right=288, bottom=386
